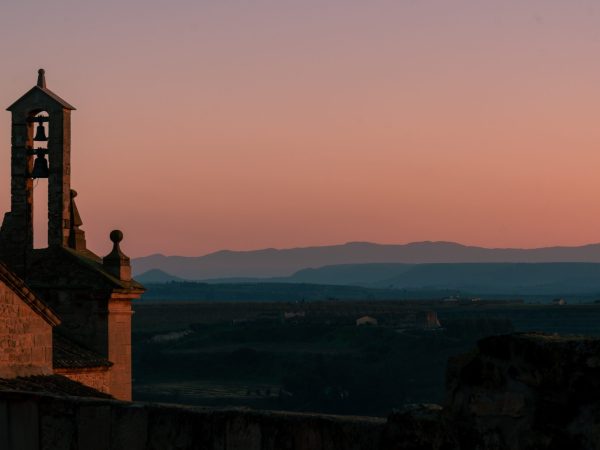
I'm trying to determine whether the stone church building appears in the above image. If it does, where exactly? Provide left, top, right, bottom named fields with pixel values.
left=0, top=70, right=144, bottom=400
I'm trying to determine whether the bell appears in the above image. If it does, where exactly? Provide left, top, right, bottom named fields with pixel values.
left=33, top=123, right=48, bottom=141
left=31, top=154, right=49, bottom=179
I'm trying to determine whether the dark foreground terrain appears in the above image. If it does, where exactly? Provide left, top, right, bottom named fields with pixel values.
left=132, top=300, right=600, bottom=416
left=6, top=332, right=600, bottom=450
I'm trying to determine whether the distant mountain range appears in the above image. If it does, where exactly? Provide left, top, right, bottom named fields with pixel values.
left=137, top=263, right=600, bottom=298
left=133, top=241, right=600, bottom=280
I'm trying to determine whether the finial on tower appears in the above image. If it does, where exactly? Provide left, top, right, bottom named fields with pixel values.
left=110, top=230, right=123, bottom=245
left=37, top=69, right=46, bottom=88
left=103, top=230, right=131, bottom=281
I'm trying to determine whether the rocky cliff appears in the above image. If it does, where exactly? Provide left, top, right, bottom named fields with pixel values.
left=445, top=333, right=600, bottom=450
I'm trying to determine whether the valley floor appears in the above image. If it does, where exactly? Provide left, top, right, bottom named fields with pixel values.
left=132, top=301, right=600, bottom=416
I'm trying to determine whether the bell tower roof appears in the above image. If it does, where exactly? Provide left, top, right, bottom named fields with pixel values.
left=7, top=69, right=76, bottom=111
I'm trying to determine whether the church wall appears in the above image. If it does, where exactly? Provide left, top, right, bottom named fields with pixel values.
left=53, top=367, right=110, bottom=395
left=35, top=288, right=138, bottom=401
left=41, top=289, right=109, bottom=357
left=107, top=297, right=133, bottom=400
left=0, top=282, right=53, bottom=378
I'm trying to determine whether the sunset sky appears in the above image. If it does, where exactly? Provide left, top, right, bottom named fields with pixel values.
left=1, top=1, right=600, bottom=256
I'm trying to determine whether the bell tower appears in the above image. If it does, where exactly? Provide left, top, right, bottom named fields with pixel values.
left=0, top=69, right=76, bottom=272
left=0, top=69, right=144, bottom=401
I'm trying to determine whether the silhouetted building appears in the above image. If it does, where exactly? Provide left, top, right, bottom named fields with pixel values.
left=0, top=70, right=144, bottom=400
left=356, top=315, right=378, bottom=326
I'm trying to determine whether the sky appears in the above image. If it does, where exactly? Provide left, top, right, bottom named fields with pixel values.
left=1, top=0, right=600, bottom=257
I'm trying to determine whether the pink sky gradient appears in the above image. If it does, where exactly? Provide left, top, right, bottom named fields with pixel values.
left=2, top=1, right=600, bottom=256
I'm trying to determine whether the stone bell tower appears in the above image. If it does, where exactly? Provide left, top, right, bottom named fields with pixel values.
left=0, top=70, right=145, bottom=401
left=0, top=69, right=75, bottom=271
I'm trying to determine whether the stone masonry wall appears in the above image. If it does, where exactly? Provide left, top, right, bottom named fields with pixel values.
left=0, top=282, right=52, bottom=378
left=108, top=298, right=133, bottom=401
left=0, top=390, right=388, bottom=450
left=53, top=368, right=110, bottom=395
left=39, top=288, right=108, bottom=358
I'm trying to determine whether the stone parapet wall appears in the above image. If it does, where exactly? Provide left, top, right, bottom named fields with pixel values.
left=0, top=390, right=388, bottom=450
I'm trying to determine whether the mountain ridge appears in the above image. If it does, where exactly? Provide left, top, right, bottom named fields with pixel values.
left=132, top=241, right=600, bottom=280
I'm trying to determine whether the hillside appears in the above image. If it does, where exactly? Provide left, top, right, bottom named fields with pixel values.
left=138, top=263, right=600, bottom=300
left=136, top=269, right=185, bottom=283
left=284, top=262, right=600, bottom=295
